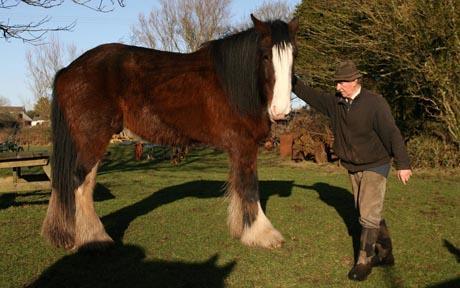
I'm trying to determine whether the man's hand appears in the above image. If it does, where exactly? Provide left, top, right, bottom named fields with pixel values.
left=397, top=169, right=412, bottom=184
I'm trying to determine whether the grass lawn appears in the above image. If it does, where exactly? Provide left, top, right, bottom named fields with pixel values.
left=0, top=145, right=459, bottom=288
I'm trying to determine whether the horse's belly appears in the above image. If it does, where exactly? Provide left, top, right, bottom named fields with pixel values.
left=123, top=114, right=192, bottom=146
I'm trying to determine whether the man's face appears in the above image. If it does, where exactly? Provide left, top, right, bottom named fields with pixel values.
left=336, top=79, right=359, bottom=99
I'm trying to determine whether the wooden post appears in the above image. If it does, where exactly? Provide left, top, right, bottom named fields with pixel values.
left=134, top=142, right=144, bottom=161
left=13, top=167, right=20, bottom=184
left=279, top=133, right=294, bottom=159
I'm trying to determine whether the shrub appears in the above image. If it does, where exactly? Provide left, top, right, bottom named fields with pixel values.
left=295, top=0, right=460, bottom=147
left=16, top=125, right=51, bottom=146
left=407, top=135, right=460, bottom=168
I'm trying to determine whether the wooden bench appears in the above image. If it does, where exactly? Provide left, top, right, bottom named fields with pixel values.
left=0, top=151, right=51, bottom=193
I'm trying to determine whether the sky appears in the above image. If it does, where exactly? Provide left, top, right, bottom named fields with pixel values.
left=0, top=0, right=300, bottom=109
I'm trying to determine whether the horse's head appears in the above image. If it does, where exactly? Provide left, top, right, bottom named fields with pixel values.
left=251, top=14, right=298, bottom=122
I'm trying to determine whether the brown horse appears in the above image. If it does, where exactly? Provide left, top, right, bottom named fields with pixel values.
left=42, top=15, right=298, bottom=251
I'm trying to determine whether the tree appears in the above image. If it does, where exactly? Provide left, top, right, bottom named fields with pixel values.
left=33, top=96, right=51, bottom=120
left=233, top=0, right=296, bottom=32
left=252, top=0, right=294, bottom=22
left=1, top=0, right=125, bottom=43
left=130, top=0, right=231, bottom=52
left=26, top=34, right=77, bottom=118
left=0, top=95, right=10, bottom=106
left=294, top=0, right=459, bottom=146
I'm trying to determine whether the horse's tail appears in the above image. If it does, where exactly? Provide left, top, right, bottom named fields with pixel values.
left=42, top=69, right=83, bottom=249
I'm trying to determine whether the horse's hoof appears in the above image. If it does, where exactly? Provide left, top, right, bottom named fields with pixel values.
left=41, top=229, right=75, bottom=250
left=258, top=228, right=285, bottom=249
left=241, top=227, right=285, bottom=249
left=268, top=233, right=285, bottom=249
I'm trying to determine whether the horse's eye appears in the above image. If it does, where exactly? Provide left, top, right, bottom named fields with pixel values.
left=263, top=54, right=270, bottom=61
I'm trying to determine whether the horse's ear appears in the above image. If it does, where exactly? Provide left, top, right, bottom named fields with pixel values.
left=288, top=17, right=299, bottom=35
left=251, top=14, right=270, bottom=36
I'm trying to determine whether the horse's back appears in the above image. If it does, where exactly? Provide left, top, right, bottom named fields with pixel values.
left=55, top=43, right=210, bottom=99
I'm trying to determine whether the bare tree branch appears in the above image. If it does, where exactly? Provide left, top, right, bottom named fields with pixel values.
left=233, top=1, right=295, bottom=34
left=0, top=0, right=125, bottom=43
left=252, top=0, right=294, bottom=22
left=130, top=0, right=230, bottom=52
left=26, top=34, right=77, bottom=101
left=0, top=95, right=11, bottom=106
left=1, top=16, right=76, bottom=43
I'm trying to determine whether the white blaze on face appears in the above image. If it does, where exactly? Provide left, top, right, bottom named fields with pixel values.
left=269, top=43, right=293, bottom=121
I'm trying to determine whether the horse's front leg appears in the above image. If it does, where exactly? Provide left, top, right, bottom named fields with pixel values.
left=227, top=144, right=284, bottom=248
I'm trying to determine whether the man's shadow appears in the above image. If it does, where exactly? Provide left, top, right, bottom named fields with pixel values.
left=296, top=182, right=361, bottom=261
left=423, top=239, right=460, bottom=287
left=443, top=239, right=460, bottom=263
left=25, top=180, right=293, bottom=287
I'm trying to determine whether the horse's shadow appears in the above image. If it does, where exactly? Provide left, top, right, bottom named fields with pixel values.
left=0, top=189, right=50, bottom=210
left=25, top=245, right=236, bottom=288
left=296, top=182, right=361, bottom=261
left=103, top=180, right=294, bottom=243
left=0, top=183, right=114, bottom=210
left=25, top=180, right=292, bottom=288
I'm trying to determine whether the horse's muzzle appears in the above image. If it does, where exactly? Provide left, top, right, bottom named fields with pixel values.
left=269, top=105, right=290, bottom=122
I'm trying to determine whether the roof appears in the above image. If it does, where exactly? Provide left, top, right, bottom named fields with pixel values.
left=21, top=113, right=33, bottom=122
left=0, top=106, right=26, bottom=113
left=0, top=106, right=32, bottom=122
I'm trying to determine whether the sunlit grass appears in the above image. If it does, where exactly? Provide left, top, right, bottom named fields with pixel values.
left=0, top=145, right=458, bottom=287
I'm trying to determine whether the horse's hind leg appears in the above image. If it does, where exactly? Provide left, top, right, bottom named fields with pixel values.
left=227, top=144, right=284, bottom=248
left=70, top=108, right=120, bottom=251
left=73, top=162, right=114, bottom=251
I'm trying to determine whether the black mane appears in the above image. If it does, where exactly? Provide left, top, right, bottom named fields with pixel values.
left=207, top=20, right=292, bottom=116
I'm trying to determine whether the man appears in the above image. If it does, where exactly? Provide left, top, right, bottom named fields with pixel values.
left=292, top=60, right=412, bottom=281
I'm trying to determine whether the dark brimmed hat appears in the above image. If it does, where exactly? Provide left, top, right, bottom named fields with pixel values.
left=333, top=60, right=362, bottom=82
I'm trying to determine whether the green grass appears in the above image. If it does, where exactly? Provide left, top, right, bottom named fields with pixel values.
left=0, top=145, right=459, bottom=288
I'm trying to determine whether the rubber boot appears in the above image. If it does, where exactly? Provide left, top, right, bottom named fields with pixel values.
left=373, top=219, right=395, bottom=266
left=348, top=227, right=379, bottom=281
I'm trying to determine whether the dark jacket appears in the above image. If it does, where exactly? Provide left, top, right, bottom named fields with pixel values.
left=292, top=77, right=411, bottom=172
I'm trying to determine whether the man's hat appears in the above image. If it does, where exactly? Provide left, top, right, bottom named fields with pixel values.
left=333, top=60, right=362, bottom=82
